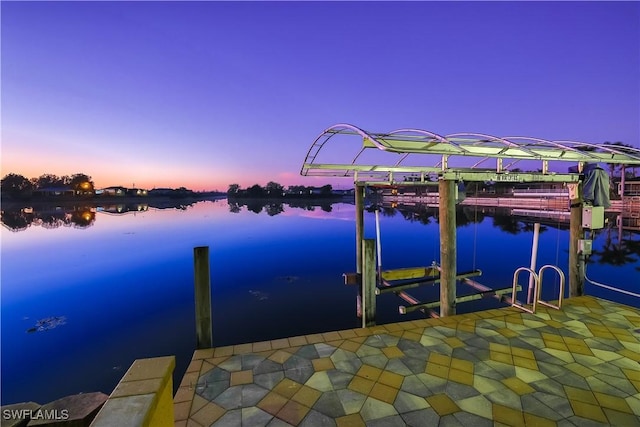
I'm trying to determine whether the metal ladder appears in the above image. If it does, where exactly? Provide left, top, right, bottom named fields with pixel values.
left=511, top=265, right=565, bottom=314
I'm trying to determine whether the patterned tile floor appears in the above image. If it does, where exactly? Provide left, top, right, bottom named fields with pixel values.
left=174, top=296, right=640, bottom=426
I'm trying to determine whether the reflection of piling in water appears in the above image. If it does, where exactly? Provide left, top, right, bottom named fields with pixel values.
left=361, top=239, right=376, bottom=328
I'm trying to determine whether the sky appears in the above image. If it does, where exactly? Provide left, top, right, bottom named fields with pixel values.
left=1, top=1, right=639, bottom=191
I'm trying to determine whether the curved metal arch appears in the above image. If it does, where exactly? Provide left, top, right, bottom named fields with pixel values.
left=380, top=128, right=468, bottom=166
left=300, top=124, right=367, bottom=176
left=600, top=143, right=640, bottom=153
left=309, top=123, right=395, bottom=152
left=598, top=143, right=640, bottom=159
left=301, top=123, right=640, bottom=179
left=598, top=144, right=640, bottom=160
left=387, top=128, right=467, bottom=153
left=445, top=132, right=540, bottom=157
left=446, top=133, right=519, bottom=147
left=555, top=140, right=640, bottom=162
left=349, top=147, right=368, bottom=168
left=302, top=124, right=455, bottom=173
left=385, top=128, right=450, bottom=144
left=502, top=136, right=600, bottom=160
left=384, top=128, right=460, bottom=167
left=345, top=127, right=413, bottom=168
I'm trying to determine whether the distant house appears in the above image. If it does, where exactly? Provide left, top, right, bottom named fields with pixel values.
left=32, top=186, right=75, bottom=197
left=126, top=188, right=148, bottom=197
left=97, top=204, right=149, bottom=214
left=101, top=186, right=127, bottom=196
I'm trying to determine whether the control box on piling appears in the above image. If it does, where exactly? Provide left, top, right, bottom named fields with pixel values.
left=582, top=206, right=604, bottom=229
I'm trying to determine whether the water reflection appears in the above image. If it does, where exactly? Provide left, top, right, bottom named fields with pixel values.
left=97, top=204, right=149, bottom=214
left=592, top=226, right=640, bottom=269
left=0, top=198, right=224, bottom=231
left=384, top=203, right=639, bottom=270
left=1, top=206, right=97, bottom=231
left=3, top=199, right=639, bottom=272
left=225, top=199, right=640, bottom=271
left=228, top=199, right=335, bottom=215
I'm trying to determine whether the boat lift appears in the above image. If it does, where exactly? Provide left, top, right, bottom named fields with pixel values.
left=301, top=124, right=640, bottom=326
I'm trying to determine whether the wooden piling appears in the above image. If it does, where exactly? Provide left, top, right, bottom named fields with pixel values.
left=362, top=239, right=377, bottom=327
left=355, top=184, right=365, bottom=318
left=194, top=246, right=213, bottom=349
left=438, top=179, right=457, bottom=316
left=355, top=184, right=364, bottom=275
left=569, top=182, right=585, bottom=297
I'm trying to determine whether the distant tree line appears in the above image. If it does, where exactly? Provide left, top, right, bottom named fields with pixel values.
left=227, top=182, right=337, bottom=198
left=1, top=172, right=95, bottom=200
left=0, top=172, right=213, bottom=201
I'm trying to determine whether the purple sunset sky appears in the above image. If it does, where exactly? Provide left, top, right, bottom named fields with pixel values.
left=2, top=1, right=638, bottom=191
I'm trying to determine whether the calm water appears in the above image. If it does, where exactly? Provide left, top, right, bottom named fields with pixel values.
left=1, top=199, right=639, bottom=405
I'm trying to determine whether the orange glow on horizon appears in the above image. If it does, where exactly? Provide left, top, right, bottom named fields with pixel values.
left=1, top=163, right=350, bottom=193
left=1, top=139, right=351, bottom=191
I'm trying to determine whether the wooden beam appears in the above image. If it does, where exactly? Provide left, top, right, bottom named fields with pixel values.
left=441, top=171, right=580, bottom=183
left=380, top=266, right=439, bottom=281
left=345, top=264, right=444, bottom=286
left=399, top=286, right=522, bottom=314
left=439, top=179, right=457, bottom=316
left=463, top=278, right=515, bottom=305
left=378, top=270, right=482, bottom=295
left=378, top=269, right=439, bottom=318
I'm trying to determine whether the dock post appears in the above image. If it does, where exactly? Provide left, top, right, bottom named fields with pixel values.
left=438, top=179, right=457, bottom=316
left=362, top=239, right=377, bottom=327
left=194, top=246, right=213, bottom=349
left=355, top=184, right=364, bottom=274
left=569, top=182, right=585, bottom=297
left=355, top=184, right=365, bottom=317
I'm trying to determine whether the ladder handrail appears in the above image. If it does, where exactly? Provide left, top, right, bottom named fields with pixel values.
left=512, top=267, right=539, bottom=314
left=537, top=264, right=565, bottom=310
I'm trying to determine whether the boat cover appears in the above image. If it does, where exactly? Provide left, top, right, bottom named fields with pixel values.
left=583, top=164, right=611, bottom=208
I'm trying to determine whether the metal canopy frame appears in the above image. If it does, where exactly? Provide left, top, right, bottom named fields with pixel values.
left=300, top=124, right=640, bottom=183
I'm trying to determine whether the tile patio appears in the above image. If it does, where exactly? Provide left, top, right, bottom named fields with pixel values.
left=174, top=296, right=640, bottom=426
